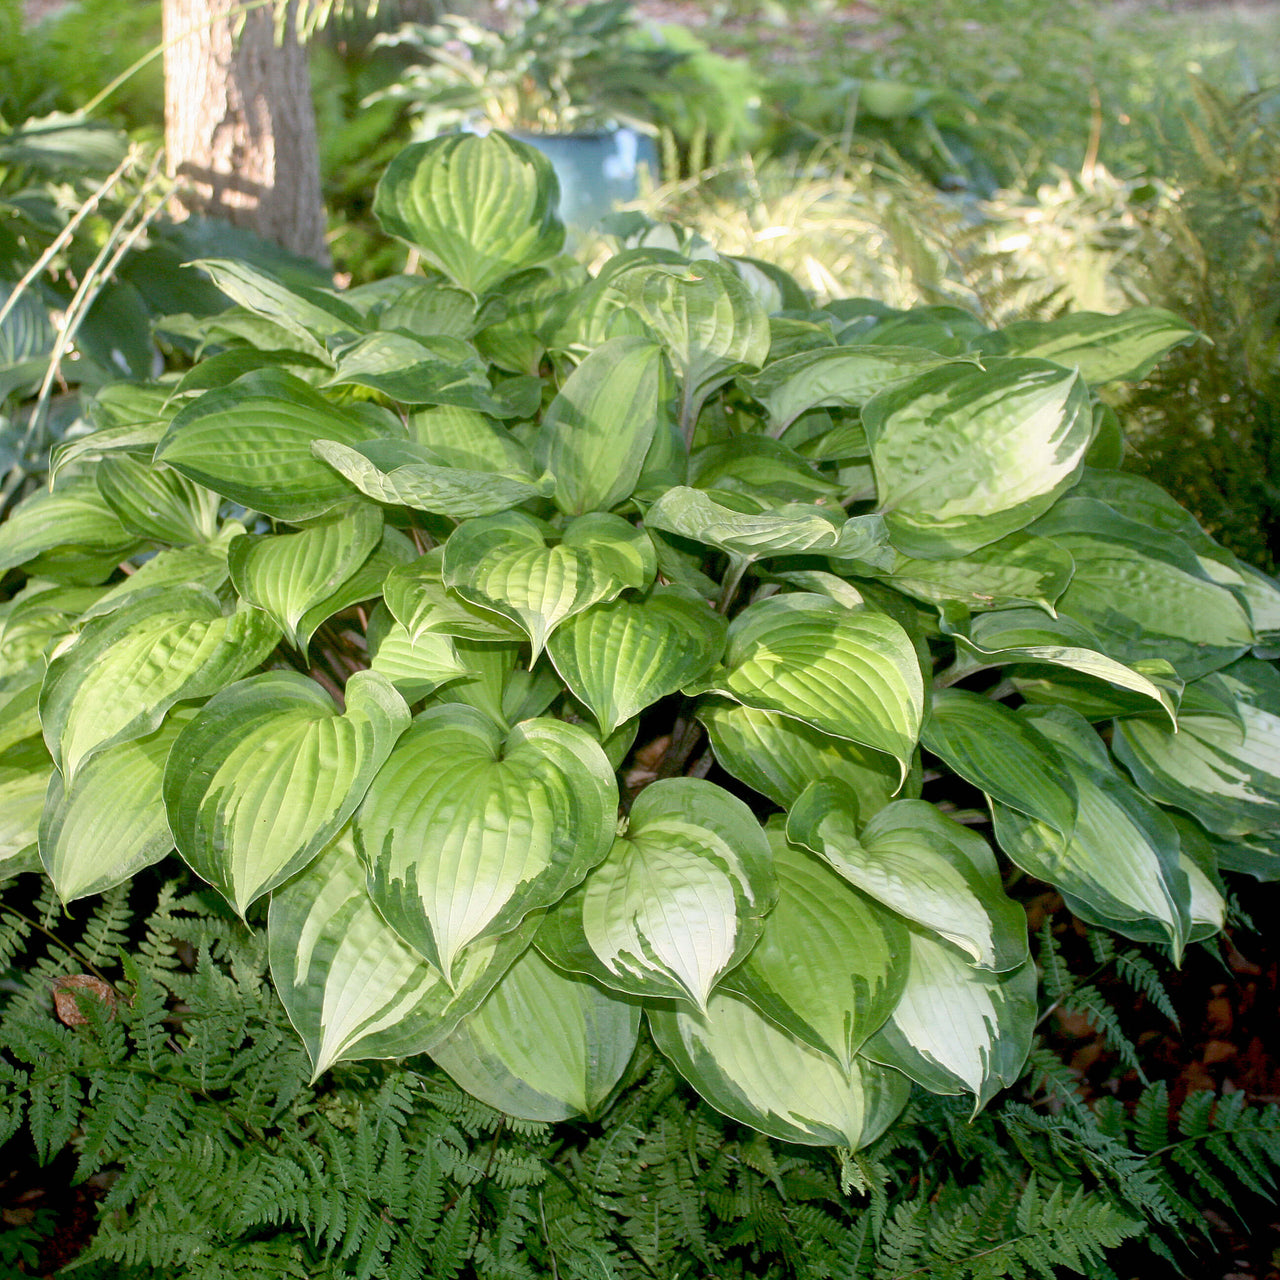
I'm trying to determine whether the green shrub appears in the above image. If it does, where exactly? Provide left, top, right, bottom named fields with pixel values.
left=2, top=130, right=1280, bottom=1269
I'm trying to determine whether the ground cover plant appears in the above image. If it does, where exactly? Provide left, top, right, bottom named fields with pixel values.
left=4, top=128, right=1280, bottom=1274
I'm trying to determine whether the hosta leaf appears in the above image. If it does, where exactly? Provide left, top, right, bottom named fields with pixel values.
left=192, top=258, right=363, bottom=359
left=980, top=307, right=1200, bottom=384
left=864, top=359, right=1092, bottom=558
left=368, top=274, right=480, bottom=337
left=880, top=531, right=1075, bottom=623
left=0, top=478, right=141, bottom=581
left=96, top=455, right=221, bottom=545
left=312, top=437, right=551, bottom=518
left=165, top=670, right=410, bottom=915
left=40, top=587, right=281, bottom=785
left=0, top=763, right=49, bottom=877
left=645, top=486, right=889, bottom=565
left=862, top=933, right=1037, bottom=1110
left=156, top=369, right=394, bottom=522
left=1113, top=667, right=1280, bottom=839
left=991, top=707, right=1190, bottom=955
left=548, top=585, right=726, bottom=735
left=40, top=712, right=191, bottom=903
left=533, top=335, right=668, bottom=516
left=719, top=826, right=908, bottom=1067
left=443, top=511, right=656, bottom=659
left=536, top=778, right=775, bottom=1008
left=355, top=705, right=617, bottom=980
left=698, top=698, right=900, bottom=816
left=690, top=434, right=841, bottom=503
left=430, top=947, right=640, bottom=1123
left=269, top=833, right=533, bottom=1080
left=373, top=133, right=564, bottom=296
left=408, top=405, right=537, bottom=472
left=789, top=784, right=1028, bottom=972
left=292, top=527, right=418, bottom=646
left=743, top=345, right=966, bottom=432
left=618, top=259, right=770, bottom=431
left=427, top=639, right=523, bottom=728
left=82, top=542, right=234, bottom=620
left=698, top=593, right=923, bottom=784
left=956, top=608, right=1180, bottom=724
left=384, top=549, right=523, bottom=644
left=325, top=332, right=500, bottom=407
left=227, top=504, right=384, bottom=651
left=922, top=689, right=1077, bottom=837
left=1031, top=497, right=1254, bottom=680
left=368, top=620, right=469, bottom=702
left=648, top=994, right=910, bottom=1149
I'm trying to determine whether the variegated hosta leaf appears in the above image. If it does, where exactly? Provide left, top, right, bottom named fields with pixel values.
left=367, top=618, right=470, bottom=703
left=648, top=994, right=911, bottom=1149
left=443, top=511, right=656, bottom=659
left=355, top=705, right=618, bottom=981
left=1031, top=497, right=1255, bottom=681
left=165, top=670, right=410, bottom=916
left=742, top=345, right=968, bottom=433
left=533, top=335, right=668, bottom=516
left=536, top=778, right=775, bottom=1009
left=372, top=133, right=564, bottom=296
left=922, top=689, right=1077, bottom=837
left=227, top=503, right=384, bottom=651
left=1180, top=852, right=1227, bottom=941
left=861, top=930, right=1037, bottom=1110
left=789, top=784, right=1028, bottom=972
left=41, top=711, right=191, bottom=903
left=980, top=307, right=1200, bottom=384
left=618, top=259, right=770, bottom=432
left=696, top=593, right=924, bottom=784
left=880, top=530, right=1074, bottom=624
left=0, top=477, right=142, bottom=583
left=697, top=697, right=900, bottom=817
left=268, top=832, right=533, bottom=1080
left=1113, top=659, right=1280, bottom=838
left=383, top=549, right=524, bottom=644
left=96, top=454, right=221, bottom=545
left=325, top=331, right=498, bottom=407
left=719, top=826, right=907, bottom=1068
left=547, top=585, right=727, bottom=736
left=644, top=485, right=890, bottom=565
left=430, top=947, right=641, bottom=1123
left=39, top=586, right=281, bottom=786
left=83, top=542, right=234, bottom=620
left=991, top=706, right=1191, bottom=956
left=863, top=359, right=1092, bottom=558
left=954, top=608, right=1180, bottom=725
left=0, top=763, right=49, bottom=877
left=155, top=369, right=388, bottom=523
left=312, top=437, right=551, bottom=519
left=408, top=405, right=537, bottom=472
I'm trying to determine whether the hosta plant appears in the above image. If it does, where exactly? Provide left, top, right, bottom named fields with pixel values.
left=2, top=130, right=1279, bottom=1152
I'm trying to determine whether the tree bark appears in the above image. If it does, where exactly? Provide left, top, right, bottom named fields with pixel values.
left=162, top=0, right=330, bottom=263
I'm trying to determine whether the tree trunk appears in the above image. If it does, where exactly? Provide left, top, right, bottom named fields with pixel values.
left=162, top=0, right=330, bottom=263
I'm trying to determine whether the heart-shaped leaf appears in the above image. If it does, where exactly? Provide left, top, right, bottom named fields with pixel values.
left=0, top=477, right=141, bottom=582
left=719, top=826, right=908, bottom=1067
left=533, top=335, right=669, bottom=516
left=697, top=698, right=901, bottom=816
left=991, top=707, right=1191, bottom=956
left=384, top=549, right=523, bottom=644
left=864, top=359, right=1092, bottom=558
left=373, top=133, right=564, bottom=296
left=862, top=932, right=1037, bottom=1110
left=40, top=711, right=191, bottom=903
left=443, top=511, right=656, bottom=659
left=429, top=946, right=641, bottom=1123
left=96, top=454, right=221, bottom=545
left=165, top=670, right=410, bottom=915
left=0, top=762, right=49, bottom=878
left=697, top=593, right=924, bottom=784
left=313, top=437, right=551, bottom=518
left=789, top=783, right=1029, bottom=972
left=368, top=619, right=470, bottom=702
left=269, top=832, right=534, bottom=1080
left=548, top=585, right=726, bottom=735
left=325, top=332, right=503, bottom=407
left=40, top=586, right=281, bottom=785
left=227, top=504, right=384, bottom=651
left=648, top=994, right=911, bottom=1149
left=155, top=369, right=391, bottom=522
left=355, top=705, right=617, bottom=980
left=536, top=778, right=775, bottom=1009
